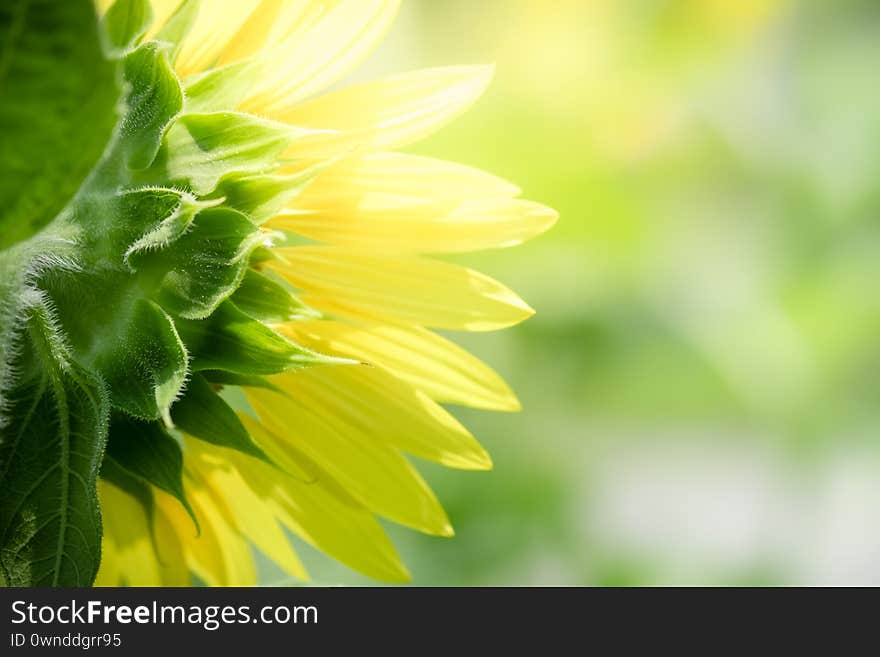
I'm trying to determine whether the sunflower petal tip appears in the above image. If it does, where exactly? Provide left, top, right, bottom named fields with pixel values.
left=516, top=301, right=537, bottom=323
left=315, top=352, right=361, bottom=367
left=471, top=451, right=494, bottom=471
left=465, top=63, right=495, bottom=93
left=498, top=389, right=523, bottom=413
left=389, top=562, right=412, bottom=583
left=535, top=205, right=560, bottom=233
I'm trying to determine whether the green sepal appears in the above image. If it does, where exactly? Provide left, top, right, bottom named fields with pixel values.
left=0, top=298, right=109, bottom=586
left=105, top=413, right=197, bottom=528
left=201, top=370, right=280, bottom=391
left=121, top=187, right=220, bottom=268
left=177, top=300, right=342, bottom=374
left=0, top=0, right=118, bottom=251
left=138, top=112, right=309, bottom=195
left=249, top=245, right=276, bottom=266
left=121, top=42, right=184, bottom=169
left=101, top=0, right=152, bottom=55
left=153, top=0, right=200, bottom=63
left=184, top=57, right=263, bottom=113
left=209, top=165, right=323, bottom=224
left=90, top=299, right=188, bottom=422
left=143, top=207, right=263, bottom=319
left=232, top=268, right=319, bottom=323
left=171, top=374, right=272, bottom=463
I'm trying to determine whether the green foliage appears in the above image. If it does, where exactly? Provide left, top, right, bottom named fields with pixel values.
left=0, top=297, right=109, bottom=586
left=0, top=0, right=117, bottom=251
left=0, top=0, right=331, bottom=585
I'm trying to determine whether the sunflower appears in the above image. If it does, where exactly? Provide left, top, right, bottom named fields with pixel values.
left=0, top=0, right=555, bottom=586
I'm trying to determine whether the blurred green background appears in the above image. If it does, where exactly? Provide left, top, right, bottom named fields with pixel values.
left=274, top=0, right=880, bottom=585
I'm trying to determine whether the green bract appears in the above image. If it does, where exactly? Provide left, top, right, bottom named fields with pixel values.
left=0, top=0, right=328, bottom=586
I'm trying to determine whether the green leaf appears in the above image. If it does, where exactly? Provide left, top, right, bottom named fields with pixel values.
left=90, top=298, right=188, bottom=422
left=232, top=269, right=318, bottom=323
left=177, top=300, right=341, bottom=374
left=0, top=248, right=28, bottom=408
left=139, top=112, right=309, bottom=195
left=105, top=413, right=196, bottom=527
left=0, top=0, right=118, bottom=251
left=171, top=373, right=271, bottom=463
left=101, top=0, right=152, bottom=54
left=0, top=300, right=109, bottom=586
left=121, top=42, right=184, bottom=169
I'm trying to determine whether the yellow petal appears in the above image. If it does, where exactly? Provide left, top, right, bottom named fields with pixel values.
left=187, top=441, right=308, bottom=581
left=245, top=374, right=454, bottom=535
left=282, top=319, right=520, bottom=411
left=279, top=337, right=493, bottom=467
left=241, top=0, right=401, bottom=114
left=175, top=1, right=263, bottom=77
left=290, top=152, right=521, bottom=201
left=159, top=485, right=257, bottom=586
left=272, top=153, right=553, bottom=254
left=272, top=197, right=557, bottom=254
left=143, top=0, right=187, bottom=39
left=214, top=0, right=288, bottom=65
left=100, top=482, right=161, bottom=586
left=233, top=419, right=411, bottom=582
left=94, top=527, right=121, bottom=587
left=99, top=481, right=188, bottom=586
left=269, top=246, right=534, bottom=331
left=278, top=66, right=493, bottom=157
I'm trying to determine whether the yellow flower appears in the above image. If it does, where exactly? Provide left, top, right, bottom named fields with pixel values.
left=94, top=0, right=556, bottom=586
